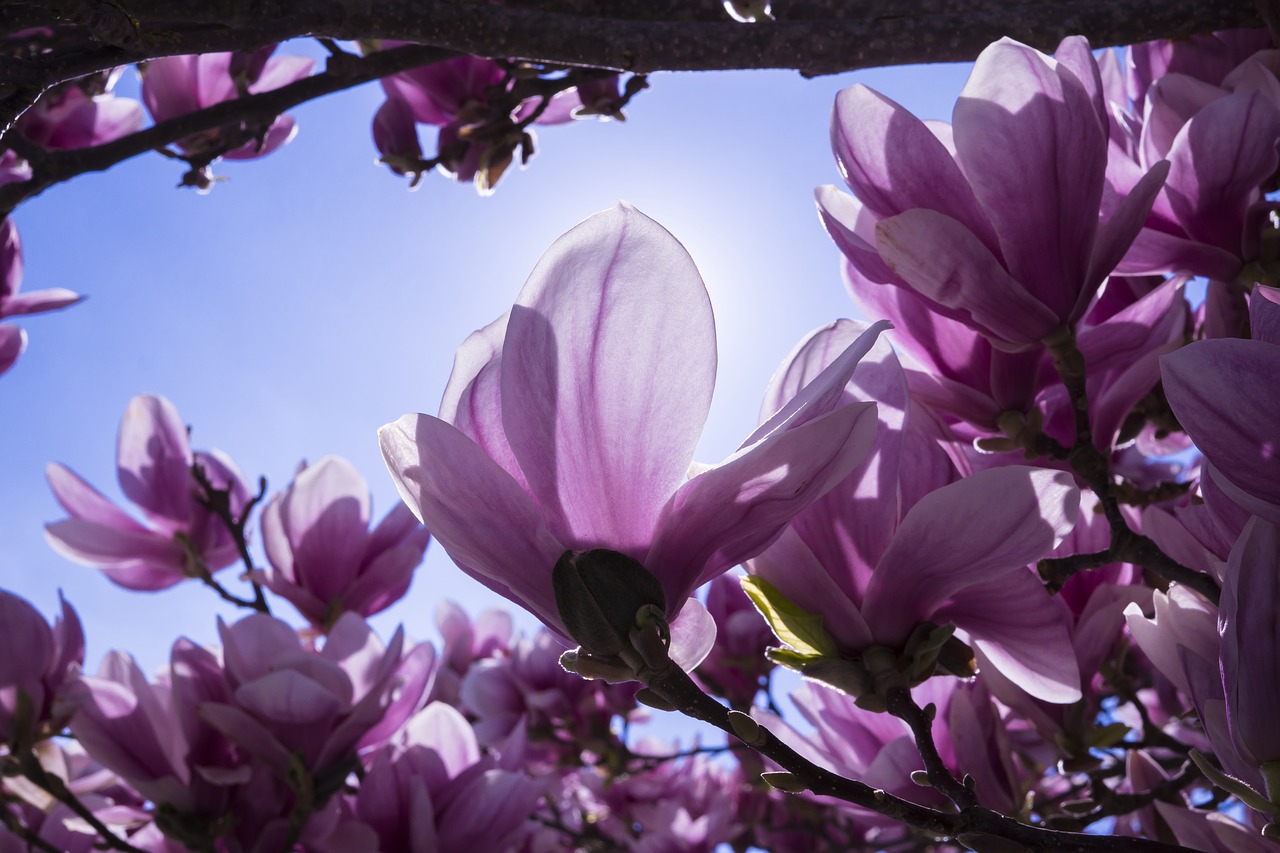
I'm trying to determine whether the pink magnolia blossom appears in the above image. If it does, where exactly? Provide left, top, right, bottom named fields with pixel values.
left=0, top=217, right=82, bottom=378
left=45, top=394, right=251, bottom=591
left=746, top=320, right=1082, bottom=703
left=253, top=455, right=430, bottom=629
left=0, top=589, right=84, bottom=743
left=16, top=69, right=143, bottom=150
left=1, top=218, right=82, bottom=320
left=817, top=36, right=1168, bottom=351
left=312, top=703, right=543, bottom=853
left=380, top=204, right=882, bottom=662
left=141, top=47, right=314, bottom=160
left=373, top=50, right=592, bottom=191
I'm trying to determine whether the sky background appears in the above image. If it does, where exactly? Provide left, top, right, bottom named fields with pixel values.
left=1, top=44, right=973, bottom=675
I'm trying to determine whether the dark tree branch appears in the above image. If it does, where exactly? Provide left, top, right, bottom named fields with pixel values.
left=642, top=659, right=1199, bottom=852
left=0, top=43, right=453, bottom=214
left=1, top=0, right=1263, bottom=137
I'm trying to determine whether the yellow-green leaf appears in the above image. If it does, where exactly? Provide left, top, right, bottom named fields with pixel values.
left=741, top=575, right=837, bottom=658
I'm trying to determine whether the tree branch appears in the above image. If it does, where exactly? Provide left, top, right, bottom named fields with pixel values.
left=0, top=43, right=453, bottom=214
left=2, top=0, right=1262, bottom=137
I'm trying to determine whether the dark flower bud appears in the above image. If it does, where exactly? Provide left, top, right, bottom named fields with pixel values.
left=553, top=549, right=667, bottom=658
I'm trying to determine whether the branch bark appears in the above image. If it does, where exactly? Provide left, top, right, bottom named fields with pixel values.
left=1, top=0, right=1263, bottom=136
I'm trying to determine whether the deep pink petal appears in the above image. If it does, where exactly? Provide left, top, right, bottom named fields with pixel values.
left=141, top=56, right=201, bottom=120
left=0, top=323, right=22, bottom=375
left=953, top=38, right=1107, bottom=320
left=379, top=414, right=565, bottom=630
left=1085, top=161, right=1170, bottom=306
left=235, top=670, right=344, bottom=724
left=864, top=466, right=1079, bottom=642
left=830, top=85, right=997, bottom=250
left=1220, top=517, right=1280, bottom=766
left=936, top=570, right=1082, bottom=703
left=875, top=208, right=1060, bottom=348
left=1165, top=90, right=1280, bottom=253
left=501, top=203, right=715, bottom=555
left=1162, top=339, right=1280, bottom=525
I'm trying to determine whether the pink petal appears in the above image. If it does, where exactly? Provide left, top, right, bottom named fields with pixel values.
left=234, top=669, right=344, bottom=724
left=830, top=84, right=997, bottom=250
left=379, top=414, right=565, bottom=630
left=875, top=208, right=1060, bottom=348
left=649, top=400, right=878, bottom=602
left=937, top=570, right=1082, bottom=703
left=0, top=324, right=25, bottom=375
left=116, top=394, right=196, bottom=530
left=1162, top=339, right=1280, bottom=525
left=667, top=597, right=716, bottom=672
left=46, top=462, right=148, bottom=531
left=864, top=466, right=1079, bottom=643
left=953, top=38, right=1107, bottom=320
left=2, top=287, right=83, bottom=317
left=500, top=204, right=716, bottom=555
left=43, top=519, right=187, bottom=590
left=745, top=525, right=874, bottom=651
left=402, top=702, right=479, bottom=778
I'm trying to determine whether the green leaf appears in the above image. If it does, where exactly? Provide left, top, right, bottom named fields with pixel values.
left=765, top=647, right=826, bottom=669
left=741, top=575, right=837, bottom=658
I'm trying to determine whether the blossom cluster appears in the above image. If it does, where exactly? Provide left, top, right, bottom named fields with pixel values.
left=3, top=24, right=1280, bottom=853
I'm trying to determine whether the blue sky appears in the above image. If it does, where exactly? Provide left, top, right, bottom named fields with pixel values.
left=1, top=48, right=972, bottom=672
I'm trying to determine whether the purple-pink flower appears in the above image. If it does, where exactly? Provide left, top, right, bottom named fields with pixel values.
left=45, top=394, right=251, bottom=591
left=141, top=48, right=314, bottom=160
left=746, top=320, right=1082, bottom=703
left=16, top=69, right=142, bottom=150
left=0, top=217, right=83, bottom=378
left=380, top=204, right=882, bottom=657
left=0, top=589, right=84, bottom=744
left=818, top=36, right=1168, bottom=351
left=253, top=455, right=430, bottom=629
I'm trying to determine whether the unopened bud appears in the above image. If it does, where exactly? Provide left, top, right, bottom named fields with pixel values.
left=761, top=772, right=807, bottom=793
left=553, top=549, right=667, bottom=658
left=728, top=710, right=761, bottom=744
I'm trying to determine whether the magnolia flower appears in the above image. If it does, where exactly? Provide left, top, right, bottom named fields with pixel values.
left=254, top=455, right=430, bottom=629
left=381, top=204, right=882, bottom=670
left=746, top=320, right=1082, bottom=703
left=0, top=589, right=84, bottom=743
left=45, top=394, right=250, bottom=591
left=141, top=47, right=314, bottom=160
left=817, top=36, right=1168, bottom=351
left=0, top=217, right=83, bottom=378
left=16, top=69, right=143, bottom=150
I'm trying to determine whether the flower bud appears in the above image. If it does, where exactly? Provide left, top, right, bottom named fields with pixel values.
left=552, top=549, right=666, bottom=658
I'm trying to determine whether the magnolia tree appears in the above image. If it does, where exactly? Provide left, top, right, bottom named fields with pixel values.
left=3, top=4, right=1280, bottom=852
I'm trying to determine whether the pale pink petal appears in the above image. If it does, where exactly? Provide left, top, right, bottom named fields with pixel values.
left=43, top=519, right=187, bottom=590
left=501, top=204, right=716, bottom=555
left=667, top=597, right=716, bottom=672
left=379, top=414, right=565, bottom=630
left=116, top=395, right=195, bottom=530
left=2, top=287, right=83, bottom=316
left=46, top=462, right=148, bottom=531
left=650, top=401, right=879, bottom=602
